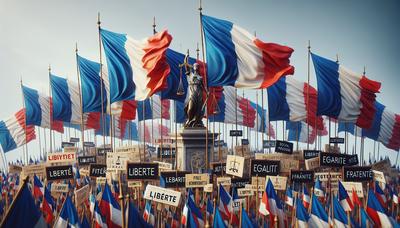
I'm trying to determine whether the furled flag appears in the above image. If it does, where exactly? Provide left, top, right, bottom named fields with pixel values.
left=302, top=186, right=311, bottom=209
left=0, top=109, right=36, bottom=153
left=54, top=196, right=81, bottom=228
left=338, top=181, right=354, bottom=211
left=285, top=186, right=294, bottom=207
left=137, top=94, right=170, bottom=121
left=42, top=187, right=56, bottom=224
left=100, top=28, right=172, bottom=102
left=311, top=52, right=381, bottom=129
left=22, top=85, right=64, bottom=132
left=201, top=14, right=294, bottom=88
left=309, top=194, right=329, bottom=227
left=375, top=181, right=387, bottom=208
left=94, top=200, right=107, bottom=228
left=126, top=201, right=152, bottom=228
left=77, top=54, right=107, bottom=113
left=209, top=86, right=256, bottom=129
left=333, top=195, right=349, bottom=228
left=33, top=174, right=44, bottom=198
left=50, top=73, right=83, bottom=124
left=100, top=182, right=122, bottom=228
left=296, top=197, right=310, bottom=228
left=213, top=207, right=227, bottom=228
left=366, top=189, right=392, bottom=227
left=1, top=179, right=46, bottom=228
left=188, top=195, right=205, bottom=228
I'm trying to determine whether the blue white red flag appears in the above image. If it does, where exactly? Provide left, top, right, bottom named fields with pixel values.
left=201, top=14, right=294, bottom=88
left=338, top=181, right=354, bottom=211
left=137, top=94, right=170, bottom=121
left=309, top=194, right=329, bottom=227
left=333, top=195, right=349, bottom=228
left=100, top=182, right=122, bottom=228
left=54, top=196, right=81, bottom=228
left=366, top=189, right=392, bottom=227
left=296, top=197, right=310, bottom=228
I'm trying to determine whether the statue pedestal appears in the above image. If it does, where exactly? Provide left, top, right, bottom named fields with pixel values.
left=174, top=128, right=216, bottom=172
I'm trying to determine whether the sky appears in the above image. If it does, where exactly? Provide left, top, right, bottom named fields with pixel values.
left=0, top=0, right=399, bottom=166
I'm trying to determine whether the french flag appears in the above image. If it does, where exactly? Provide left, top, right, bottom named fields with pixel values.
left=137, top=94, right=170, bottom=121
left=54, top=196, right=81, bottom=228
left=42, top=186, right=55, bottom=224
left=285, top=186, right=294, bottom=207
left=188, top=196, right=205, bottom=227
left=374, top=181, right=387, bottom=208
left=268, top=77, right=323, bottom=130
left=63, top=112, right=101, bottom=131
left=287, top=121, right=317, bottom=144
left=201, top=14, right=294, bottom=88
left=296, top=197, right=310, bottom=228
left=0, top=109, right=36, bottom=153
left=181, top=201, right=189, bottom=226
left=333, top=196, right=349, bottom=228
left=33, top=174, right=44, bottom=198
left=100, top=182, right=122, bottom=228
left=259, top=179, right=285, bottom=228
left=138, top=120, right=169, bottom=143
left=309, top=194, right=329, bottom=227
left=302, top=186, right=311, bottom=209
left=143, top=201, right=152, bottom=223
left=123, top=121, right=139, bottom=141
left=367, top=189, right=393, bottom=227
left=22, top=85, right=64, bottom=132
left=338, top=181, right=354, bottom=211
left=50, top=74, right=82, bottom=124
left=249, top=100, right=276, bottom=137
left=95, top=115, right=128, bottom=139
left=311, top=52, right=381, bottom=129
left=219, top=184, right=236, bottom=223
left=100, top=28, right=172, bottom=102
left=94, top=201, right=107, bottom=228
left=314, top=177, right=325, bottom=198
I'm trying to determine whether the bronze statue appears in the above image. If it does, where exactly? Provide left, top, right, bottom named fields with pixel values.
left=182, top=54, right=206, bottom=128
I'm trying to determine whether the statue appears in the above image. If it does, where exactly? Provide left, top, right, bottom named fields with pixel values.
left=181, top=53, right=206, bottom=128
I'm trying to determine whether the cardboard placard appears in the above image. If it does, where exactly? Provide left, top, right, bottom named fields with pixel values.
left=231, top=178, right=250, bottom=189
left=47, top=151, right=76, bottom=164
left=96, top=177, right=106, bottom=184
left=262, top=140, right=276, bottom=148
left=75, top=185, right=90, bottom=205
left=329, top=137, right=345, bottom=144
left=78, top=156, right=96, bottom=165
left=70, top=137, right=80, bottom=143
left=107, top=152, right=134, bottom=171
left=204, top=184, right=213, bottom=193
left=265, top=176, right=287, bottom=190
left=143, top=184, right=181, bottom=207
left=83, top=142, right=95, bottom=147
left=217, top=177, right=232, bottom=186
left=157, top=147, right=176, bottom=158
left=320, top=152, right=348, bottom=167
left=251, top=176, right=266, bottom=188
left=51, top=183, right=69, bottom=193
left=160, top=171, right=190, bottom=188
left=211, top=163, right=226, bottom=176
left=314, top=172, right=342, bottom=182
left=235, top=145, right=251, bottom=157
left=154, top=161, right=173, bottom=172
left=250, top=159, right=280, bottom=176
left=230, top=130, right=242, bottom=137
left=255, top=152, right=302, bottom=161
left=343, top=166, right=373, bottom=182
left=279, top=159, right=300, bottom=173
left=127, top=163, right=159, bottom=180
left=238, top=188, right=254, bottom=197
left=341, top=181, right=364, bottom=198
left=64, top=147, right=78, bottom=153
left=62, top=142, right=75, bottom=148
left=305, top=157, right=320, bottom=170
left=46, top=165, right=73, bottom=181
left=245, top=184, right=265, bottom=192
left=303, top=150, right=320, bottom=160
left=185, top=174, right=209, bottom=188
left=97, top=146, right=112, bottom=156
left=290, top=170, right=314, bottom=183
left=79, top=168, right=89, bottom=176
left=8, top=165, right=22, bottom=174
left=128, top=181, right=142, bottom=188
left=226, top=155, right=245, bottom=177
left=89, top=164, right=107, bottom=177
left=21, top=164, right=45, bottom=178
left=274, top=140, right=293, bottom=154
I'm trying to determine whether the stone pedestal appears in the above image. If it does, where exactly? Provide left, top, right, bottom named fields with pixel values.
left=174, top=128, right=217, bottom=172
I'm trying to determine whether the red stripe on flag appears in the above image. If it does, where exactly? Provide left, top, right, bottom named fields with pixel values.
left=356, top=76, right=381, bottom=128
left=388, top=114, right=400, bottom=151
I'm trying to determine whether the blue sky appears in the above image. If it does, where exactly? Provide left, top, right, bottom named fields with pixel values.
left=0, top=0, right=399, bottom=165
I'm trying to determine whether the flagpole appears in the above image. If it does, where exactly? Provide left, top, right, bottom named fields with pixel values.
left=97, top=13, right=106, bottom=150
left=75, top=44, right=85, bottom=155
left=19, top=79, right=29, bottom=164
left=255, top=90, right=259, bottom=151
left=306, top=40, right=311, bottom=150
left=0, top=176, right=29, bottom=226
left=48, top=65, right=53, bottom=154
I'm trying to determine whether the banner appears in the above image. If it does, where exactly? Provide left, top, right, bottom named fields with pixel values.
left=89, top=164, right=106, bottom=177
left=185, top=173, right=209, bottom=188
left=290, top=170, right=314, bottom=183
left=46, top=165, right=73, bottom=181
left=343, top=166, right=373, bottom=182
left=78, top=156, right=96, bottom=165
left=47, top=151, right=76, bottom=164
left=51, top=183, right=69, bottom=193
left=127, top=163, right=159, bottom=180
left=226, top=155, right=245, bottom=177
left=144, top=184, right=181, bottom=207
left=314, top=172, right=342, bottom=182
left=160, top=171, right=190, bottom=188
left=21, top=164, right=45, bottom=178
left=320, top=152, right=358, bottom=167
left=250, top=159, right=280, bottom=176
left=329, top=137, right=345, bottom=144
left=274, top=140, right=293, bottom=154
left=230, top=130, right=242, bottom=137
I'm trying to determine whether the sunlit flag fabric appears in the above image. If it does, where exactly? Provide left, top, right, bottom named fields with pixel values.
left=267, top=77, right=322, bottom=130
left=302, top=186, right=311, bottom=209
left=50, top=74, right=82, bottom=124
left=287, top=121, right=317, bottom=144
left=296, top=197, right=310, bottom=228
left=366, top=189, right=392, bottom=227
left=77, top=54, right=107, bottom=113
left=137, top=94, right=170, bottom=121
left=311, top=52, right=381, bottom=129
left=94, top=200, right=107, bottom=228
left=309, top=194, right=329, bottom=227
left=259, top=179, right=285, bottom=228
left=63, top=112, right=101, bottom=131
left=213, top=208, right=227, bottom=228
left=100, top=182, right=122, bottom=228
left=333, top=196, right=349, bottom=228
left=338, top=181, right=354, bottom=211
left=100, top=28, right=172, bottom=102
left=22, top=85, right=64, bottom=132
left=0, top=109, right=36, bottom=153
left=201, top=14, right=294, bottom=88
left=1, top=179, right=46, bottom=228
left=54, top=196, right=81, bottom=228
left=188, top=195, right=205, bottom=227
